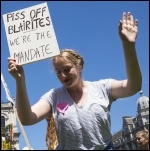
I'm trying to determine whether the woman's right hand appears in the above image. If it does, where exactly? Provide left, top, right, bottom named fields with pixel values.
left=7, top=58, right=25, bottom=80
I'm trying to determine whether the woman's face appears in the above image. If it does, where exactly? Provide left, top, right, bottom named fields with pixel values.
left=136, top=133, right=148, bottom=149
left=53, top=58, right=81, bottom=88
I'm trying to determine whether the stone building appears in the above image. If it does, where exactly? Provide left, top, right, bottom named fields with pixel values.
left=112, top=91, right=149, bottom=150
left=1, top=101, right=20, bottom=150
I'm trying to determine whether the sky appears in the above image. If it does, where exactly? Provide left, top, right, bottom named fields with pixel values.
left=1, top=1, right=149, bottom=150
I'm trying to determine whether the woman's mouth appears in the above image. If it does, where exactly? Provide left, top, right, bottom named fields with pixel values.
left=62, top=79, right=70, bottom=83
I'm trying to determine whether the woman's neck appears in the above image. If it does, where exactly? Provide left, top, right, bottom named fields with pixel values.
left=66, top=79, right=88, bottom=106
left=141, top=143, right=149, bottom=150
left=67, top=79, right=86, bottom=93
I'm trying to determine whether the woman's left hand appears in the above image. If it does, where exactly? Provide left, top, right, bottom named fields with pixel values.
left=118, top=12, right=138, bottom=43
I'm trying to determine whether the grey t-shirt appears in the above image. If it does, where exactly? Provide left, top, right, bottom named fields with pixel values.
left=41, top=79, right=116, bottom=150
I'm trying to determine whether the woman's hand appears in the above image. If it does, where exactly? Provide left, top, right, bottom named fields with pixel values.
left=7, top=58, right=25, bottom=80
left=118, top=12, right=138, bottom=43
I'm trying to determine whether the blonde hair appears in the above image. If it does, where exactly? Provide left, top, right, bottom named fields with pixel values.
left=53, top=49, right=84, bottom=69
left=45, top=114, right=58, bottom=150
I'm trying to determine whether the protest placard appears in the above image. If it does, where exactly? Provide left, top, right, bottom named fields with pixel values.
left=3, top=2, right=60, bottom=65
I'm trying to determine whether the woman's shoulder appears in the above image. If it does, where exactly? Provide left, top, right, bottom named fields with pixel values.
left=86, top=78, right=115, bottom=85
left=45, top=86, right=64, bottom=95
left=40, top=86, right=64, bottom=99
left=86, top=78, right=116, bottom=91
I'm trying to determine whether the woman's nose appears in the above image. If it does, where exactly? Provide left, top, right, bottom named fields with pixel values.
left=59, top=71, right=67, bottom=78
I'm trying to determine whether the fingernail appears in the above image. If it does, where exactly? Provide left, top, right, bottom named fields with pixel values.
left=13, top=59, right=16, bottom=62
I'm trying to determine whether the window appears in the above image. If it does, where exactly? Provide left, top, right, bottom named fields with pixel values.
left=1, top=116, right=5, bottom=127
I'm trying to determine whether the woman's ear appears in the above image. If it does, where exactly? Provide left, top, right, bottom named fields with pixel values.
left=79, top=65, right=82, bottom=72
left=145, top=135, right=149, bottom=142
left=146, top=139, right=148, bottom=143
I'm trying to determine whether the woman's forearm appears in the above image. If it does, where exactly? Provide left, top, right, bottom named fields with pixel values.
left=16, top=79, right=33, bottom=125
left=122, top=42, right=142, bottom=92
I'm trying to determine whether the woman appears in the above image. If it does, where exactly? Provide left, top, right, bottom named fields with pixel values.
left=7, top=12, right=142, bottom=150
left=136, top=130, right=149, bottom=150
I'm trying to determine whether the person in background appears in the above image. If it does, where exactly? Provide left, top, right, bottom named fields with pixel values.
left=7, top=12, right=142, bottom=150
left=136, top=130, right=149, bottom=150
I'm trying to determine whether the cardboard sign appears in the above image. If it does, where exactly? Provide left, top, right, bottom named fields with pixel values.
left=3, top=2, right=60, bottom=65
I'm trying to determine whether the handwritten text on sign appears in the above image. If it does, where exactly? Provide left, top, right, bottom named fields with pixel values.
left=3, top=2, right=60, bottom=65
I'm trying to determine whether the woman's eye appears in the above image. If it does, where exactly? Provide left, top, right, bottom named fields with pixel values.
left=56, top=71, right=61, bottom=75
left=64, top=67, right=71, bottom=72
left=55, top=67, right=72, bottom=75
